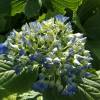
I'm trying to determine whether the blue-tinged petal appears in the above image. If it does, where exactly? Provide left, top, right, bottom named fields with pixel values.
left=26, top=40, right=32, bottom=47
left=75, top=33, right=83, bottom=38
left=79, top=66, right=88, bottom=71
left=67, top=35, right=76, bottom=46
left=79, top=65, right=92, bottom=71
left=83, top=72, right=93, bottom=78
left=22, top=23, right=30, bottom=34
left=68, top=48, right=74, bottom=56
left=55, top=15, right=69, bottom=23
left=41, top=57, right=53, bottom=69
left=52, top=47, right=58, bottom=53
left=22, top=35, right=32, bottom=47
left=62, top=84, right=77, bottom=96
left=19, top=49, right=25, bottom=56
left=32, top=81, right=48, bottom=92
left=29, top=55, right=36, bottom=61
left=0, top=43, right=8, bottom=54
left=22, top=35, right=26, bottom=43
left=10, top=31, right=16, bottom=38
left=29, top=21, right=42, bottom=32
left=75, top=54, right=93, bottom=62
left=44, top=57, right=52, bottom=63
left=29, top=52, right=42, bottom=62
left=65, top=22, right=73, bottom=32
left=13, top=66, right=21, bottom=75
left=53, top=57, right=60, bottom=64
left=43, top=63, right=53, bottom=69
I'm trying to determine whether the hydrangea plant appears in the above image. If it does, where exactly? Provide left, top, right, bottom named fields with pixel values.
left=0, top=15, right=97, bottom=99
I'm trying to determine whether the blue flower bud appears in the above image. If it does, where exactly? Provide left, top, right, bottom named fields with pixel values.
left=0, top=43, right=8, bottom=54
left=68, top=48, right=74, bottom=56
left=10, top=31, right=16, bottom=38
left=83, top=72, right=93, bottom=78
left=32, top=81, right=48, bottom=92
left=29, top=52, right=42, bottom=62
left=19, top=49, right=25, bottom=56
left=67, top=68, right=75, bottom=78
left=43, top=63, right=53, bottom=69
left=29, top=21, right=42, bottom=32
left=79, top=65, right=92, bottom=71
left=42, top=57, right=53, bottom=69
left=29, top=55, right=36, bottom=61
left=62, top=83, right=77, bottom=96
left=13, top=66, right=21, bottom=75
left=55, top=15, right=69, bottom=23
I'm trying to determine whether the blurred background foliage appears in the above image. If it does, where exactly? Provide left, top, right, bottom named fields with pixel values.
left=0, top=0, right=100, bottom=99
left=0, top=0, right=82, bottom=33
left=77, top=0, right=100, bottom=69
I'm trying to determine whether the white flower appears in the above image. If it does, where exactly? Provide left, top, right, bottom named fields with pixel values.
left=53, top=57, right=60, bottom=63
left=52, top=47, right=58, bottom=53
left=22, top=23, right=30, bottom=34
left=65, top=22, right=73, bottom=33
left=9, top=42, right=19, bottom=50
left=73, top=59, right=81, bottom=65
left=74, top=54, right=93, bottom=64
left=67, top=35, right=76, bottom=46
left=74, top=33, right=83, bottom=38
left=45, top=57, right=53, bottom=63
left=79, top=37, right=87, bottom=43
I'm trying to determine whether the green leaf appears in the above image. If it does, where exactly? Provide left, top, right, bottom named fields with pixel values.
left=0, top=17, right=7, bottom=33
left=41, top=0, right=83, bottom=20
left=83, top=10, right=100, bottom=40
left=2, top=93, right=17, bottom=100
left=51, top=0, right=83, bottom=14
left=25, top=0, right=42, bottom=17
left=79, top=71, right=100, bottom=100
left=11, top=0, right=26, bottom=16
left=11, top=0, right=42, bottom=17
left=0, top=35, right=6, bottom=42
left=0, top=60, right=38, bottom=99
left=0, top=0, right=42, bottom=17
left=0, top=0, right=83, bottom=33
left=87, top=40, right=100, bottom=69
left=77, top=0, right=100, bottom=25
left=0, top=61, right=15, bottom=98
left=0, top=0, right=10, bottom=16
left=77, top=0, right=100, bottom=69
left=0, top=0, right=43, bottom=33
left=0, top=0, right=83, bottom=17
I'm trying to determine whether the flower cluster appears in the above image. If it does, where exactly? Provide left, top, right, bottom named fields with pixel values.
left=0, top=15, right=94, bottom=96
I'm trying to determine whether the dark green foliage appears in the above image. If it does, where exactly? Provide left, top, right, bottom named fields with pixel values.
left=0, top=0, right=82, bottom=33
left=77, top=0, right=100, bottom=69
left=0, top=60, right=39, bottom=99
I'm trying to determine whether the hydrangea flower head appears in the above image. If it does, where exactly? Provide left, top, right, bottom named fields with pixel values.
left=1, top=15, right=94, bottom=95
